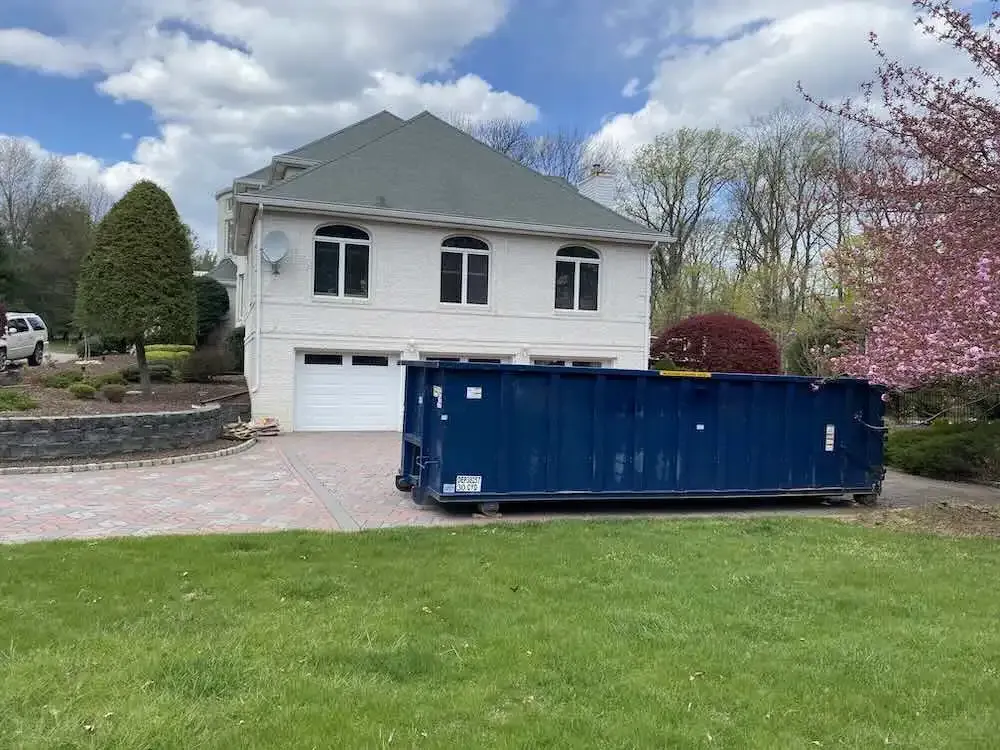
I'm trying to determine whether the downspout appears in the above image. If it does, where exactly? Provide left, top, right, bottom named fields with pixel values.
left=644, top=242, right=654, bottom=367
left=251, top=202, right=264, bottom=395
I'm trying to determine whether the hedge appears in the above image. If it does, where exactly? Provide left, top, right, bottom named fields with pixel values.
left=886, top=421, right=1000, bottom=482
left=145, top=344, right=195, bottom=354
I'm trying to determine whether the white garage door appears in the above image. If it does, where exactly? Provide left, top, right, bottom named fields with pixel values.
left=294, top=352, right=402, bottom=431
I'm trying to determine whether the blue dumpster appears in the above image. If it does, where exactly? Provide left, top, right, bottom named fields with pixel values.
left=394, top=361, right=885, bottom=508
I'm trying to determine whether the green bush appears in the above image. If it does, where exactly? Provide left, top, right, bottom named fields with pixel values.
left=145, top=344, right=195, bottom=354
left=76, top=335, right=104, bottom=358
left=886, top=422, right=1000, bottom=482
left=651, top=358, right=679, bottom=371
left=225, top=326, right=245, bottom=374
left=101, top=384, right=127, bottom=403
left=75, top=335, right=131, bottom=357
left=40, top=371, right=86, bottom=389
left=103, top=336, right=131, bottom=354
left=120, top=363, right=174, bottom=383
left=94, top=372, right=126, bottom=387
left=180, top=347, right=229, bottom=383
left=68, top=382, right=97, bottom=400
left=195, top=275, right=230, bottom=346
left=146, top=350, right=190, bottom=364
left=0, top=389, right=37, bottom=411
left=784, top=316, right=863, bottom=377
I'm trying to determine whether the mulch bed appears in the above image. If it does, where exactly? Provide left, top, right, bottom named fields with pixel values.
left=1, top=355, right=250, bottom=417
left=851, top=501, right=1000, bottom=538
left=0, top=438, right=251, bottom=469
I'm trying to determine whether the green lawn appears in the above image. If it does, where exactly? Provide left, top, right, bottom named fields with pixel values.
left=45, top=340, right=76, bottom=355
left=2, top=520, right=999, bottom=749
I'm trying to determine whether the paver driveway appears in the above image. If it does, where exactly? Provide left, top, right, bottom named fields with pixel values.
left=3, top=433, right=999, bottom=543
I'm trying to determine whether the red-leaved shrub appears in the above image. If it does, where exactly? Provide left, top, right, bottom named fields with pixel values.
left=651, top=313, right=780, bottom=374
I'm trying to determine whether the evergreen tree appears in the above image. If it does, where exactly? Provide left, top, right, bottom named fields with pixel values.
left=76, top=180, right=195, bottom=393
left=194, top=275, right=230, bottom=345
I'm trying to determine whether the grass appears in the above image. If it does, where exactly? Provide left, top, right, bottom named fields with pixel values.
left=2, top=520, right=1000, bottom=748
left=0, top=388, right=37, bottom=411
left=45, top=340, right=76, bottom=355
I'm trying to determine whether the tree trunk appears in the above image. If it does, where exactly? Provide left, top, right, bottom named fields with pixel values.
left=135, top=334, right=151, bottom=396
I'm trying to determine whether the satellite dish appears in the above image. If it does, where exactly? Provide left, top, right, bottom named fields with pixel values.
left=261, top=230, right=290, bottom=274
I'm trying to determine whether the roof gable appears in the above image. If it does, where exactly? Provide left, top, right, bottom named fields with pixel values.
left=256, top=112, right=654, bottom=236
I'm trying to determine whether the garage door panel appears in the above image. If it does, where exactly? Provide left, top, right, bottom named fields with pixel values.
left=294, top=353, right=401, bottom=431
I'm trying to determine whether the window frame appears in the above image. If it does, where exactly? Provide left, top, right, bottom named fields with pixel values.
left=7, top=317, right=29, bottom=334
left=531, top=358, right=604, bottom=368
left=304, top=353, right=344, bottom=366
left=554, top=245, right=601, bottom=312
left=312, top=224, right=373, bottom=301
left=439, top=235, right=490, bottom=307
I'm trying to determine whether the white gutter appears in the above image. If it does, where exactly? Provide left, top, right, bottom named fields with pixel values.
left=233, top=194, right=673, bottom=246
left=250, top=202, right=264, bottom=395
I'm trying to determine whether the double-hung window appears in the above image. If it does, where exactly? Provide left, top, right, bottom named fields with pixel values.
left=314, top=225, right=371, bottom=298
left=554, top=246, right=600, bottom=311
left=440, top=236, right=489, bottom=305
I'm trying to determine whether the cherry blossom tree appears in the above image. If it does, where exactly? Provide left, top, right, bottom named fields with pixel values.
left=803, top=0, right=1000, bottom=387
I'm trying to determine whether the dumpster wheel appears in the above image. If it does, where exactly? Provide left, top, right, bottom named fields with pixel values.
left=394, top=474, right=414, bottom=493
left=853, top=493, right=878, bottom=507
left=477, top=501, right=501, bottom=518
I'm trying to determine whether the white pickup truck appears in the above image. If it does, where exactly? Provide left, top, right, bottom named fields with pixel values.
left=0, top=311, right=48, bottom=370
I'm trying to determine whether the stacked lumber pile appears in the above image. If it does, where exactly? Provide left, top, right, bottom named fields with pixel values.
left=222, top=417, right=280, bottom=440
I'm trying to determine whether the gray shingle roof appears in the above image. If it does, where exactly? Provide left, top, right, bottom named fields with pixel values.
left=236, top=166, right=270, bottom=183
left=256, top=112, right=656, bottom=237
left=282, top=110, right=404, bottom=163
left=234, top=111, right=405, bottom=185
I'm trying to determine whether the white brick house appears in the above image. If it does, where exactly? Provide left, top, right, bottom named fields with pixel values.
left=217, top=110, right=666, bottom=431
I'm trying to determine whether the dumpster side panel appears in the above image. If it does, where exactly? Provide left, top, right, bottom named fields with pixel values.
left=406, top=361, right=885, bottom=503
left=554, top=373, right=597, bottom=492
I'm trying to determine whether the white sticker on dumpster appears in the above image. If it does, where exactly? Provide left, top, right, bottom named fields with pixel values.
left=443, top=483, right=456, bottom=494
left=455, top=475, right=482, bottom=493
left=466, top=386, right=482, bottom=400
left=824, top=424, right=836, bottom=452
left=433, top=385, right=442, bottom=408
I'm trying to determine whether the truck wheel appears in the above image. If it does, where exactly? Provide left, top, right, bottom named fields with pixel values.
left=0, top=347, right=6, bottom=371
left=394, top=474, right=414, bottom=492
left=853, top=493, right=878, bottom=507
left=27, top=343, right=44, bottom=367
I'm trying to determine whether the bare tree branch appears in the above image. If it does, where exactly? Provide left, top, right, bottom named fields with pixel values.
left=0, top=137, right=71, bottom=251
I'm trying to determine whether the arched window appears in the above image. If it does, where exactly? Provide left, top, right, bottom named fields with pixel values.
left=440, top=235, right=490, bottom=305
left=314, top=224, right=371, bottom=298
left=555, top=246, right=600, bottom=311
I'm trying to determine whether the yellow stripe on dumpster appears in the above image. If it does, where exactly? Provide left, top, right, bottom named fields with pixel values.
left=658, top=370, right=712, bottom=378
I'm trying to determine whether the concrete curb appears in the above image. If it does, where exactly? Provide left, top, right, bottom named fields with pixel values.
left=0, top=438, right=257, bottom=476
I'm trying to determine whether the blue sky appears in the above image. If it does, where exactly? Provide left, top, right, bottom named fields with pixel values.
left=0, top=0, right=978, bottom=244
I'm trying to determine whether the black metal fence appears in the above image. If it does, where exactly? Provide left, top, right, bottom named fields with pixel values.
left=885, top=379, right=1000, bottom=424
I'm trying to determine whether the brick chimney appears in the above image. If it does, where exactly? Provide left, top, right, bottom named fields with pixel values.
left=578, top=163, right=617, bottom=211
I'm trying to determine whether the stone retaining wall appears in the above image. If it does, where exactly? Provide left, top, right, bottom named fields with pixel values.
left=0, top=404, right=224, bottom=462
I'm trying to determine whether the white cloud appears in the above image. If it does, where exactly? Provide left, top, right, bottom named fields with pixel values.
left=0, top=0, right=537, bottom=245
left=621, top=77, right=641, bottom=98
left=0, top=28, right=104, bottom=75
left=618, top=37, right=648, bottom=59
left=594, top=0, right=983, bottom=153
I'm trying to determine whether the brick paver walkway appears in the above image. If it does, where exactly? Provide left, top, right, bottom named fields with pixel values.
left=0, top=434, right=458, bottom=543
left=3, top=433, right=999, bottom=544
